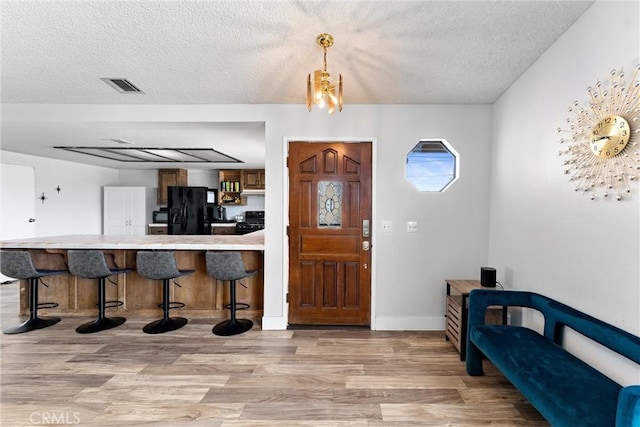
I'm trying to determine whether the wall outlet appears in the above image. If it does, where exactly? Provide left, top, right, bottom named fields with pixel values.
left=407, top=221, right=418, bottom=233
left=381, top=221, right=392, bottom=232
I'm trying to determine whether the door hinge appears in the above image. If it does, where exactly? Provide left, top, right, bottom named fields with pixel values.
left=286, top=225, right=289, bottom=236
left=286, top=292, right=289, bottom=303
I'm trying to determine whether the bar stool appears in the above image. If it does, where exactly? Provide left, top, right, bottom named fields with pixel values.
left=205, top=252, right=256, bottom=336
left=136, top=251, right=193, bottom=334
left=1, top=250, right=66, bottom=334
left=67, top=250, right=131, bottom=334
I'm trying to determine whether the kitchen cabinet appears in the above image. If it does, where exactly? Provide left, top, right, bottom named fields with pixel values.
left=157, top=169, right=187, bottom=205
left=148, top=224, right=168, bottom=235
left=242, top=169, right=265, bottom=190
left=211, top=225, right=236, bottom=235
left=219, top=170, right=245, bottom=205
left=103, top=186, right=154, bottom=235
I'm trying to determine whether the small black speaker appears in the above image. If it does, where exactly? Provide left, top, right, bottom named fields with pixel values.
left=481, top=267, right=496, bottom=287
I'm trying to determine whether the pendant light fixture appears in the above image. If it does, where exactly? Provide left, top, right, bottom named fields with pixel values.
left=307, top=33, right=343, bottom=114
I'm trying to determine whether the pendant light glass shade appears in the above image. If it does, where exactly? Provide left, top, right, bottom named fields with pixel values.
left=307, top=34, right=343, bottom=114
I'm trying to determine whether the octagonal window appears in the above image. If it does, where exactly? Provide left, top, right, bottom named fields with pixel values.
left=406, top=139, right=459, bottom=192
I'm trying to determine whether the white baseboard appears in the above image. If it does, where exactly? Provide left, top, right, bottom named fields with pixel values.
left=373, top=316, right=446, bottom=331
left=260, top=316, right=446, bottom=331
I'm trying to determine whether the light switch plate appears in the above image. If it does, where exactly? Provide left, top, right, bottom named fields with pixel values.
left=407, top=221, right=418, bottom=233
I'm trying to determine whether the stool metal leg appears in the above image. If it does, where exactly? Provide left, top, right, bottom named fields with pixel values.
left=76, top=277, right=126, bottom=334
left=143, top=279, right=187, bottom=334
left=213, top=279, right=253, bottom=336
left=3, top=278, right=61, bottom=334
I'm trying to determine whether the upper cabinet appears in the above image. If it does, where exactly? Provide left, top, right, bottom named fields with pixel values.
left=218, top=169, right=265, bottom=204
left=219, top=169, right=244, bottom=205
left=242, top=169, right=265, bottom=190
left=157, top=169, right=187, bottom=205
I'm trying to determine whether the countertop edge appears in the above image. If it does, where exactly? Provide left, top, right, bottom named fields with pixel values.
left=0, top=232, right=265, bottom=251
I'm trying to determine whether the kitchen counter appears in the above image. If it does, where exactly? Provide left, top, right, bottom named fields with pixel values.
left=0, top=230, right=264, bottom=250
left=1, top=232, right=264, bottom=319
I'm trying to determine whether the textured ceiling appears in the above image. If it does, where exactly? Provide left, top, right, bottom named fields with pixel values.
left=0, top=0, right=594, bottom=169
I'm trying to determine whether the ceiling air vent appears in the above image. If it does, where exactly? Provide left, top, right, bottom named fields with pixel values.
left=100, top=78, right=144, bottom=93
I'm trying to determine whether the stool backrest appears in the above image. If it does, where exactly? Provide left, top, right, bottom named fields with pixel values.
left=67, top=250, right=112, bottom=279
left=0, top=250, right=38, bottom=279
left=136, top=251, right=180, bottom=280
left=205, top=252, right=248, bottom=281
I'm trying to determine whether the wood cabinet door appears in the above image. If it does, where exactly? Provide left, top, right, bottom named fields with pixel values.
left=242, top=169, right=265, bottom=190
left=158, top=169, right=187, bottom=205
left=288, top=141, right=372, bottom=326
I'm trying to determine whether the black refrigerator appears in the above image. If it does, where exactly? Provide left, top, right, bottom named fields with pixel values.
left=167, top=186, right=211, bottom=235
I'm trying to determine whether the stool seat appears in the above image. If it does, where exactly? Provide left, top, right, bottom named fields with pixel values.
left=1, top=250, right=66, bottom=334
left=67, top=250, right=131, bottom=334
left=205, top=252, right=256, bottom=336
left=136, top=251, right=193, bottom=334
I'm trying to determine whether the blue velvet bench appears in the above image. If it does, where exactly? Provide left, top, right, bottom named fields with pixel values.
left=465, top=290, right=640, bottom=427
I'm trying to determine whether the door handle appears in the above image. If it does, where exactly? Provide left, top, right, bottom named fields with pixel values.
left=362, top=241, right=370, bottom=251
left=362, top=219, right=370, bottom=237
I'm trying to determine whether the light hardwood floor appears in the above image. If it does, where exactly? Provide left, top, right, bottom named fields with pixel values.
left=0, top=281, right=547, bottom=426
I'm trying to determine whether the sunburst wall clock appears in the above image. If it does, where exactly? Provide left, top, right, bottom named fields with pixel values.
left=558, top=64, right=640, bottom=200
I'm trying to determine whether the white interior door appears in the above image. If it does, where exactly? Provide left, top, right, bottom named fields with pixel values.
left=0, top=163, right=36, bottom=282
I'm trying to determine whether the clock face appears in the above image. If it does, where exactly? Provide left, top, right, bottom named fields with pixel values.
left=557, top=65, right=640, bottom=201
left=590, top=115, right=630, bottom=159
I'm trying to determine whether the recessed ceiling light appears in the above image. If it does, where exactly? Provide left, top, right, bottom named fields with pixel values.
left=100, top=78, right=144, bottom=93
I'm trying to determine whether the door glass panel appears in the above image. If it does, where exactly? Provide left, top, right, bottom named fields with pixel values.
left=318, top=181, right=342, bottom=227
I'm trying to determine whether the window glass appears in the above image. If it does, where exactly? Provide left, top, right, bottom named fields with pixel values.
left=406, top=140, right=458, bottom=192
left=318, top=181, right=342, bottom=227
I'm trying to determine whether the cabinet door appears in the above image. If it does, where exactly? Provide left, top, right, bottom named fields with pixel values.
left=242, top=169, right=265, bottom=190
left=129, top=187, right=148, bottom=235
left=104, top=187, right=148, bottom=235
left=103, top=187, right=130, bottom=235
left=158, top=169, right=187, bottom=205
left=243, top=170, right=260, bottom=189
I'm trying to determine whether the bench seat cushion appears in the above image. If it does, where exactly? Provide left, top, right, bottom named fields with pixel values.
left=470, top=324, right=622, bottom=427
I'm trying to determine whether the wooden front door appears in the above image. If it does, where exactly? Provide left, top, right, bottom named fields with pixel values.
left=288, top=141, right=372, bottom=326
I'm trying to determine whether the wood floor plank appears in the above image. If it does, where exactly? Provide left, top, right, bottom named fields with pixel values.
left=332, top=388, right=465, bottom=404
left=95, top=403, right=243, bottom=423
left=202, top=387, right=335, bottom=404
left=0, top=281, right=548, bottom=426
left=73, top=385, right=211, bottom=404
left=347, top=375, right=467, bottom=389
left=226, top=373, right=347, bottom=388
left=380, top=402, right=523, bottom=422
left=239, top=402, right=382, bottom=421
left=253, top=363, right=365, bottom=375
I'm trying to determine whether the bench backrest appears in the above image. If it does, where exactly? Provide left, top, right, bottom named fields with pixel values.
left=468, top=290, right=640, bottom=364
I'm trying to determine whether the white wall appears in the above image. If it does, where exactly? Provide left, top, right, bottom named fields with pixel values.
left=263, top=104, right=493, bottom=330
left=0, top=151, right=118, bottom=235
left=489, top=0, right=639, bottom=384
left=1, top=102, right=493, bottom=331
